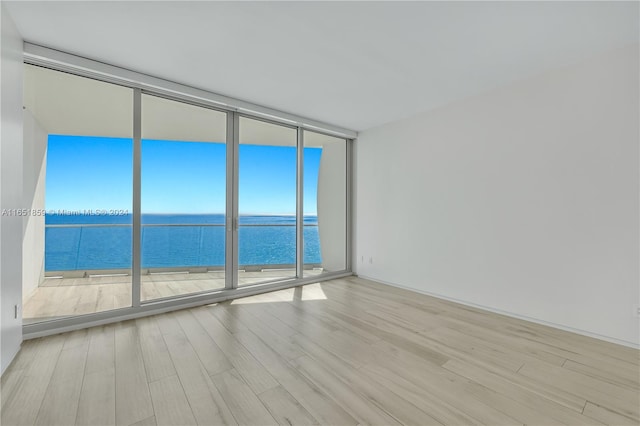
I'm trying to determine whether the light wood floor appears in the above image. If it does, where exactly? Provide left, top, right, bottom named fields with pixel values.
left=4, top=277, right=639, bottom=426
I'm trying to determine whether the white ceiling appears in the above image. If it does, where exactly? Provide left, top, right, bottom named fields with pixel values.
left=6, top=1, right=639, bottom=132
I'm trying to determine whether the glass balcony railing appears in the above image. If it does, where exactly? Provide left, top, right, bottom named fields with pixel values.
left=44, top=221, right=322, bottom=275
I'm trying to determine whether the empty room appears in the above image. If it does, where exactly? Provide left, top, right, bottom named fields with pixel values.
left=1, top=1, right=638, bottom=425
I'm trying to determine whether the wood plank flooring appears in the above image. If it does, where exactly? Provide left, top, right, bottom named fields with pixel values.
left=3, top=276, right=639, bottom=425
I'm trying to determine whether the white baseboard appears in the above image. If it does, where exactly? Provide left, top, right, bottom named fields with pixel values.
left=356, top=274, right=639, bottom=350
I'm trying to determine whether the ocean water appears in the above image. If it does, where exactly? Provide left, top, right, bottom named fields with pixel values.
left=45, top=214, right=321, bottom=271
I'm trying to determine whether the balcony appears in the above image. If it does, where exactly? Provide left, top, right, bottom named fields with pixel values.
left=23, top=220, right=325, bottom=324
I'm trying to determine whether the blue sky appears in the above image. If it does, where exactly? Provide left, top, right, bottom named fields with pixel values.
left=46, top=135, right=321, bottom=215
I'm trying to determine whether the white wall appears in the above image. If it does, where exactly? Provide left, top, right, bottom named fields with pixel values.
left=1, top=4, right=24, bottom=374
left=356, top=45, right=639, bottom=347
left=22, top=110, right=47, bottom=302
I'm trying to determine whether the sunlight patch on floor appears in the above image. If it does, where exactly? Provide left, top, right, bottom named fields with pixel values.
left=230, top=282, right=327, bottom=305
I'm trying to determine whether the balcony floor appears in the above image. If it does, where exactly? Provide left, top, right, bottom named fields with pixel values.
left=23, top=269, right=323, bottom=324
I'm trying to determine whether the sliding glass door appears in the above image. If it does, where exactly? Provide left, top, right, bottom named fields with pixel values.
left=141, top=94, right=227, bottom=301
left=23, top=64, right=134, bottom=324
left=238, top=117, right=298, bottom=286
left=303, top=131, right=348, bottom=276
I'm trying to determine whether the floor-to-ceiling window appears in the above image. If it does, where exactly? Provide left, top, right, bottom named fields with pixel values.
left=238, top=117, right=298, bottom=286
left=23, top=64, right=134, bottom=324
left=141, top=94, right=228, bottom=301
left=304, top=131, right=348, bottom=275
left=22, top=61, right=352, bottom=330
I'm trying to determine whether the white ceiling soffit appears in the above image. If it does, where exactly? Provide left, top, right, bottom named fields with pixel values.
left=25, top=64, right=343, bottom=147
left=7, top=1, right=639, bottom=132
left=24, top=64, right=134, bottom=138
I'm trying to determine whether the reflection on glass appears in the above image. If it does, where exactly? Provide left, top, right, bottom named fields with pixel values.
left=239, top=117, right=297, bottom=286
left=304, top=131, right=347, bottom=275
left=24, top=64, right=134, bottom=323
left=141, top=95, right=227, bottom=301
